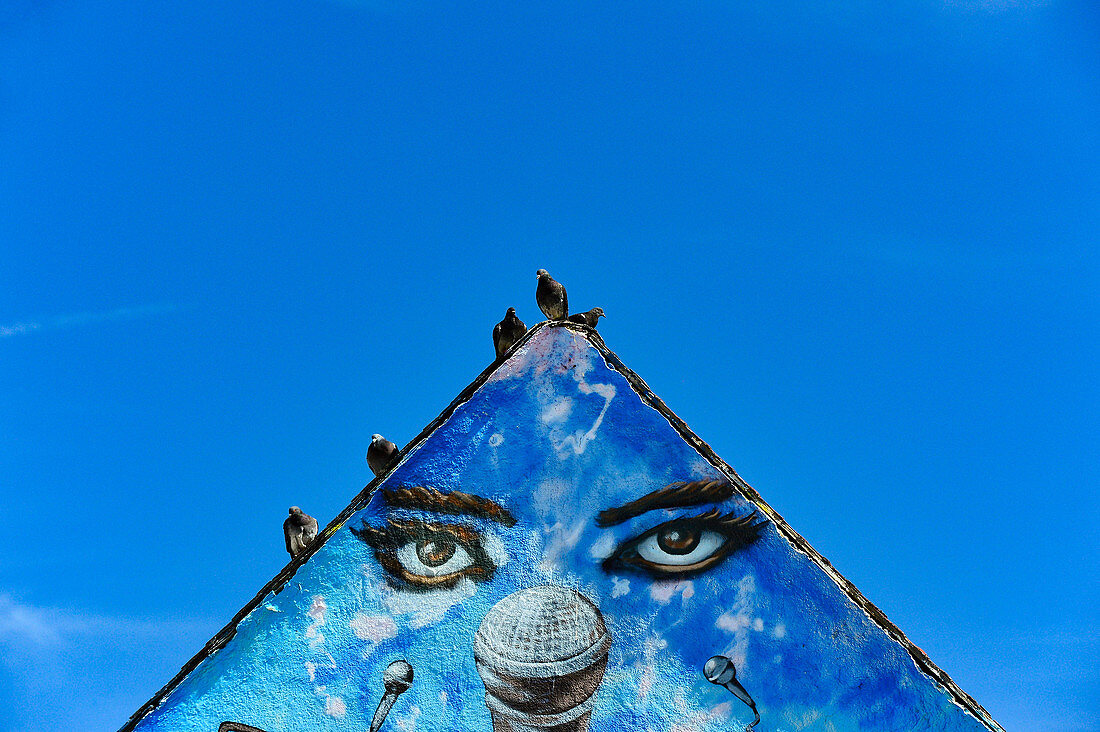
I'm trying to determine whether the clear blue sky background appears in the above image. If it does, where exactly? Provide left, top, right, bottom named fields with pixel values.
left=1, top=1, right=1096, bottom=730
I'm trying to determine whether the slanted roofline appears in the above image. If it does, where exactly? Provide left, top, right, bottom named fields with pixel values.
left=119, top=321, right=1003, bottom=732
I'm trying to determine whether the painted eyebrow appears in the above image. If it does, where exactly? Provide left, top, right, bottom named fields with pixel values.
left=596, top=479, right=735, bottom=527
left=382, top=486, right=517, bottom=527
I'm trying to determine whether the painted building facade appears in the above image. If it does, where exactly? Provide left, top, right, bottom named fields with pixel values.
left=121, top=323, right=1003, bottom=732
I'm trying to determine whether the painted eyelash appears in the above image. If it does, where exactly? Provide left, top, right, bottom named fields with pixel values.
left=355, top=518, right=482, bottom=547
left=689, top=508, right=765, bottom=533
left=352, top=519, right=496, bottom=591
left=601, top=509, right=765, bottom=576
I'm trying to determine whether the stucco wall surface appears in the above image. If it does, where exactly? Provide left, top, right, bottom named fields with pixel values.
left=129, top=325, right=997, bottom=732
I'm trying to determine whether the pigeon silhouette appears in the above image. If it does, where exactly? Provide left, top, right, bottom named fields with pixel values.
left=567, top=307, right=605, bottom=328
left=535, top=269, right=568, bottom=320
left=283, top=506, right=319, bottom=558
left=492, top=307, right=528, bottom=360
left=367, top=433, right=399, bottom=476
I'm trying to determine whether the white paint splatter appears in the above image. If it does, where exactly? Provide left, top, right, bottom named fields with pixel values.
left=753, top=618, right=764, bottom=632
left=305, top=595, right=326, bottom=648
left=671, top=702, right=731, bottom=732
left=588, top=532, right=615, bottom=559
left=772, top=622, right=786, bottom=639
left=553, top=380, right=616, bottom=455
left=540, top=397, right=574, bottom=424
left=305, top=661, right=316, bottom=682
left=714, top=575, right=756, bottom=669
left=715, top=613, right=750, bottom=632
left=538, top=519, right=587, bottom=573
left=636, top=635, right=668, bottom=701
left=324, top=696, right=347, bottom=719
left=611, top=577, right=630, bottom=598
left=650, top=580, right=695, bottom=605
left=488, top=433, right=503, bottom=447
left=350, top=614, right=398, bottom=643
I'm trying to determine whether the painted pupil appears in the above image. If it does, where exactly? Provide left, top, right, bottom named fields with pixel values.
left=416, top=539, right=455, bottom=567
left=657, top=525, right=700, bottom=555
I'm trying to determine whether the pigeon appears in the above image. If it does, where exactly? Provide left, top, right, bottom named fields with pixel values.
left=535, top=269, right=568, bottom=320
left=367, top=433, right=399, bottom=476
left=567, top=307, right=605, bottom=328
left=492, top=307, right=528, bottom=360
left=284, top=506, right=319, bottom=558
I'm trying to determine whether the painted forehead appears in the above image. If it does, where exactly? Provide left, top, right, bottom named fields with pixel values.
left=373, top=479, right=742, bottom=524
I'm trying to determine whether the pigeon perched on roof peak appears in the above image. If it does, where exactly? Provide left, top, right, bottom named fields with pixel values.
left=535, top=269, right=568, bottom=321
left=283, top=506, right=319, bottom=558
left=492, top=307, right=528, bottom=360
left=567, top=307, right=605, bottom=329
left=367, top=433, right=399, bottom=476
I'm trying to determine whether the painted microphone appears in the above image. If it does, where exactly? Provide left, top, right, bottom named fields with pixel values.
left=368, top=659, right=414, bottom=732
left=703, top=655, right=760, bottom=730
left=474, top=586, right=612, bottom=732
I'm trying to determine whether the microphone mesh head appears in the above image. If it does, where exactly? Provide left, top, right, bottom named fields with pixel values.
left=704, top=655, right=737, bottom=686
left=382, top=660, right=413, bottom=693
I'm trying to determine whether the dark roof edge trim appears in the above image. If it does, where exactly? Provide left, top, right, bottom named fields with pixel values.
left=582, top=326, right=1005, bottom=732
left=118, top=322, right=552, bottom=732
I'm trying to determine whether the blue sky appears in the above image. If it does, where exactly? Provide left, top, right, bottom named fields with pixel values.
left=0, top=1, right=1096, bottom=730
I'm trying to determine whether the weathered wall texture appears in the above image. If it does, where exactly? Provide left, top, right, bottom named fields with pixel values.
left=126, top=325, right=1001, bottom=732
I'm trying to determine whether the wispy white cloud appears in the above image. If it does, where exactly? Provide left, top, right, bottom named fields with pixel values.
left=0, top=593, right=218, bottom=732
left=0, top=593, right=211, bottom=650
left=0, top=594, right=62, bottom=646
left=0, top=302, right=179, bottom=339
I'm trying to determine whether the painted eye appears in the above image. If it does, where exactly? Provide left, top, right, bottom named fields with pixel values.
left=602, top=510, right=764, bottom=577
left=395, top=538, right=474, bottom=578
left=636, top=524, right=727, bottom=567
left=351, top=519, right=497, bottom=591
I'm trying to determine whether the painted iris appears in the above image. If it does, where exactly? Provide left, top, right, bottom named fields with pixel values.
left=352, top=518, right=496, bottom=590
left=601, top=509, right=764, bottom=576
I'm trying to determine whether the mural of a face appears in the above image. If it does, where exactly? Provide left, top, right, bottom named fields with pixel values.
left=127, top=325, right=1002, bottom=732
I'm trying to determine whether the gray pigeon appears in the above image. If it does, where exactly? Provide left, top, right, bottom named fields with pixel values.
left=367, top=433, right=399, bottom=476
left=567, top=307, right=605, bottom=328
left=284, top=506, right=319, bottom=558
left=535, top=269, right=568, bottom=320
left=492, top=307, right=528, bottom=360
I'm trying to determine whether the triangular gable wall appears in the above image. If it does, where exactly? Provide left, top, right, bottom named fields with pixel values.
left=121, top=322, right=1003, bottom=732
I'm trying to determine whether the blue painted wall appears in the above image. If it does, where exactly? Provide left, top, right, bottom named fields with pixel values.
left=130, top=326, right=997, bottom=732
